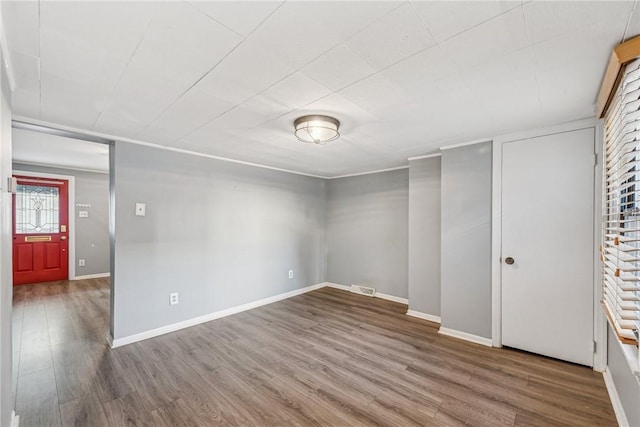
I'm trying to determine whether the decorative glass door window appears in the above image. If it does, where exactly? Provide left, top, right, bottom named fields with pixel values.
left=15, top=184, right=60, bottom=234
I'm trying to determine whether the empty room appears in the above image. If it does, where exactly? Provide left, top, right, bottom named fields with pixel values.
left=0, top=1, right=639, bottom=426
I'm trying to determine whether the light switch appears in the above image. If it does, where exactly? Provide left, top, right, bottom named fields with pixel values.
left=135, top=203, right=146, bottom=216
left=79, top=211, right=89, bottom=218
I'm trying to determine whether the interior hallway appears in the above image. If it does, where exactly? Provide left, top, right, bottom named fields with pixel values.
left=12, top=280, right=616, bottom=426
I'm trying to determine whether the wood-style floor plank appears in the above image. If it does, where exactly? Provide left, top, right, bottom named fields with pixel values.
left=13, top=279, right=617, bottom=426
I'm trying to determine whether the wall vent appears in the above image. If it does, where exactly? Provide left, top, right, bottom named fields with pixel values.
left=350, top=284, right=376, bottom=297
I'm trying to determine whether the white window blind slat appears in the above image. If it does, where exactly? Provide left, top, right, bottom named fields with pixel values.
left=603, top=57, right=640, bottom=345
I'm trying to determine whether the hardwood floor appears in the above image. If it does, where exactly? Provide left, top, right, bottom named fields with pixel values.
left=13, top=279, right=616, bottom=426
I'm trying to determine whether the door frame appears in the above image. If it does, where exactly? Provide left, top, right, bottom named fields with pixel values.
left=13, top=170, right=76, bottom=280
left=491, top=117, right=606, bottom=372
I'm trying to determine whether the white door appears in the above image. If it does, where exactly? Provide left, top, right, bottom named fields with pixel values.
left=501, top=128, right=594, bottom=366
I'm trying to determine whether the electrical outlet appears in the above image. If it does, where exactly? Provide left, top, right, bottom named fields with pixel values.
left=135, top=203, right=146, bottom=216
left=288, top=269, right=294, bottom=279
left=78, top=259, right=85, bottom=267
left=170, top=292, right=179, bottom=306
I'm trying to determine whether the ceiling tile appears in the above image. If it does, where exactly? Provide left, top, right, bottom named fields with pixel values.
left=39, top=2, right=157, bottom=62
left=11, top=88, right=40, bottom=120
left=524, top=0, right=633, bottom=45
left=261, top=72, right=333, bottom=114
left=412, top=0, right=520, bottom=43
left=1, top=0, right=40, bottom=57
left=135, top=90, right=234, bottom=145
left=301, top=44, right=376, bottom=92
left=439, top=7, right=529, bottom=68
left=339, top=74, right=413, bottom=115
left=8, top=50, right=39, bottom=94
left=187, top=1, right=282, bottom=37
left=40, top=72, right=103, bottom=129
left=346, top=2, right=436, bottom=69
left=379, top=45, right=458, bottom=94
left=196, top=38, right=297, bottom=106
left=93, top=2, right=243, bottom=136
left=248, top=1, right=399, bottom=69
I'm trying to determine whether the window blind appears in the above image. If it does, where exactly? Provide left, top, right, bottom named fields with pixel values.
left=603, top=58, right=640, bottom=345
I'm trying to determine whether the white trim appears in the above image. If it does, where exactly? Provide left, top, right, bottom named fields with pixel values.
left=10, top=411, right=19, bottom=427
left=491, top=138, right=503, bottom=348
left=615, top=333, right=640, bottom=378
left=112, top=282, right=327, bottom=348
left=324, top=282, right=350, bottom=291
left=13, top=160, right=108, bottom=175
left=440, top=138, right=492, bottom=151
left=14, top=170, right=76, bottom=280
left=406, top=309, right=441, bottom=324
left=603, top=368, right=631, bottom=427
left=376, top=292, right=408, bottom=304
left=493, top=118, right=597, bottom=146
left=0, top=12, right=16, bottom=92
left=327, top=165, right=409, bottom=180
left=491, top=119, right=604, bottom=366
left=13, top=116, right=328, bottom=179
left=72, top=272, right=110, bottom=280
left=407, top=153, right=441, bottom=161
left=438, top=327, right=493, bottom=347
left=593, top=119, right=607, bottom=373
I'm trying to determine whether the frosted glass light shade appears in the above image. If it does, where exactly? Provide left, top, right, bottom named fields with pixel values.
left=294, top=115, right=340, bottom=144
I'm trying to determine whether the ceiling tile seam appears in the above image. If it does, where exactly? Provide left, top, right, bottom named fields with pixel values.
left=135, top=0, right=287, bottom=141
left=131, top=34, right=247, bottom=139
left=170, top=67, right=303, bottom=147
left=622, top=0, right=639, bottom=42
left=184, top=0, right=245, bottom=39
left=431, top=2, right=524, bottom=45
left=89, top=3, right=160, bottom=131
left=520, top=6, right=544, bottom=124
left=407, top=0, right=439, bottom=46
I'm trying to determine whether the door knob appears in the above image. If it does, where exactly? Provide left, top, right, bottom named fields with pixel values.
left=505, top=257, right=515, bottom=265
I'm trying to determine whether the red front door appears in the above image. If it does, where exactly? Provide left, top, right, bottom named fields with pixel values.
left=12, top=176, right=69, bottom=285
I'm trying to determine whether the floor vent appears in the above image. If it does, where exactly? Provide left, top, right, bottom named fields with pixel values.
left=350, top=284, right=376, bottom=297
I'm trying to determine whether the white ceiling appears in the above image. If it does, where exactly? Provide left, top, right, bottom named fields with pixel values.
left=3, top=1, right=639, bottom=177
left=12, top=128, right=109, bottom=172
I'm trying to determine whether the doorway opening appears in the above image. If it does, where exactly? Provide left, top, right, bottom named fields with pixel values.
left=10, top=123, right=114, bottom=421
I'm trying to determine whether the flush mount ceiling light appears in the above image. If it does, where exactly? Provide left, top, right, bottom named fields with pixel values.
left=293, top=115, right=340, bottom=144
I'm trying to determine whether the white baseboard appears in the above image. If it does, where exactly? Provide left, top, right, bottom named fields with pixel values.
left=324, top=282, right=350, bottom=291
left=376, top=292, right=408, bottom=305
left=406, top=309, right=441, bottom=324
left=325, top=282, right=407, bottom=304
left=72, top=272, right=110, bottom=280
left=603, top=368, right=630, bottom=427
left=111, top=282, right=326, bottom=348
left=438, top=327, right=492, bottom=347
left=11, top=411, right=19, bottom=427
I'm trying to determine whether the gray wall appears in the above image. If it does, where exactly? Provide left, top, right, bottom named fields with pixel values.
left=112, top=142, right=327, bottom=339
left=440, top=142, right=492, bottom=338
left=326, top=169, right=409, bottom=298
left=408, top=157, right=441, bottom=316
left=12, top=163, right=110, bottom=277
left=0, top=46, right=13, bottom=427
left=607, top=326, right=640, bottom=426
